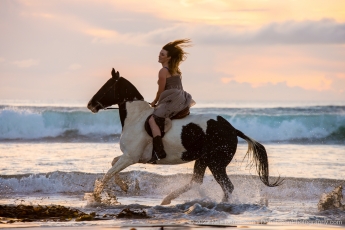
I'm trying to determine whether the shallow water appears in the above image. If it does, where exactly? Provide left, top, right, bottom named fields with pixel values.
left=0, top=142, right=344, bottom=227
left=0, top=142, right=344, bottom=179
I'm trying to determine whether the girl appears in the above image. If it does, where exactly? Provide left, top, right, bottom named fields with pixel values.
left=148, top=39, right=195, bottom=163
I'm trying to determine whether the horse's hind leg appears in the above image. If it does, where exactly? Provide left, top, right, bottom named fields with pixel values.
left=161, top=158, right=207, bottom=205
left=203, top=116, right=237, bottom=202
left=208, top=164, right=234, bottom=202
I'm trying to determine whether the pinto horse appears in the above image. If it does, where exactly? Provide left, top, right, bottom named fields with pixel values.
left=87, top=68, right=282, bottom=205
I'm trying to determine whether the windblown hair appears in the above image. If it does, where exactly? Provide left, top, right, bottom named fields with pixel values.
left=162, top=39, right=191, bottom=75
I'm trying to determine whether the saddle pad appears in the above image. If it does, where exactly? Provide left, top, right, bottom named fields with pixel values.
left=144, top=107, right=190, bottom=138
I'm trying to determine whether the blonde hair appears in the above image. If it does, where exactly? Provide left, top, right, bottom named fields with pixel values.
left=162, top=39, right=191, bottom=75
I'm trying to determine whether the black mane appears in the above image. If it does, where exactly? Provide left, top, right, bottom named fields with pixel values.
left=115, top=77, right=144, bottom=128
left=115, top=77, right=144, bottom=103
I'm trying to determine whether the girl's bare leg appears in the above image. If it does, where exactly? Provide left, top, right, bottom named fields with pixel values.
left=149, top=115, right=161, bottom=137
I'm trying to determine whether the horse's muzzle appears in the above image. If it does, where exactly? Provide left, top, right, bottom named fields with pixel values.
left=87, top=101, right=99, bottom=113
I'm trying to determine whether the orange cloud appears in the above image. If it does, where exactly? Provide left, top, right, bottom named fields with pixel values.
left=221, top=77, right=233, bottom=84
left=102, top=0, right=345, bottom=27
left=215, top=46, right=344, bottom=91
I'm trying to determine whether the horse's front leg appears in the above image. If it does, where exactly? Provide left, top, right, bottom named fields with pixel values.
left=111, top=155, right=129, bottom=193
left=94, top=154, right=135, bottom=199
left=161, top=159, right=207, bottom=205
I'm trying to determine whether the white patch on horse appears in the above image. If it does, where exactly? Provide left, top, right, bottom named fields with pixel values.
left=120, top=101, right=152, bottom=163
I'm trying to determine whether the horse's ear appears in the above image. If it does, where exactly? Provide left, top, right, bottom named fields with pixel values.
left=111, top=68, right=120, bottom=80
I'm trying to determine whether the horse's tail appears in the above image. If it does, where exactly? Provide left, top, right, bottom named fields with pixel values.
left=236, top=129, right=284, bottom=187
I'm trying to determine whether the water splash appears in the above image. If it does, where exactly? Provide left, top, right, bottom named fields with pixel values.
left=318, top=185, right=345, bottom=211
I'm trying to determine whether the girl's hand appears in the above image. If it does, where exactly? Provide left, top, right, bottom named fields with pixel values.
left=150, top=101, right=157, bottom=107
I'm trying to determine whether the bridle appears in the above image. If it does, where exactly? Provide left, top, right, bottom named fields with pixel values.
left=96, top=100, right=121, bottom=110
left=95, top=79, right=120, bottom=110
left=96, top=101, right=109, bottom=110
left=91, top=75, right=146, bottom=128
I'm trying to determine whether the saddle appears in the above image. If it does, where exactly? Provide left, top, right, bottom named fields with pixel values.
left=144, top=107, right=190, bottom=138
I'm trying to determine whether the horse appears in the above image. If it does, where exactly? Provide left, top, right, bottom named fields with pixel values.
left=87, top=68, right=283, bottom=205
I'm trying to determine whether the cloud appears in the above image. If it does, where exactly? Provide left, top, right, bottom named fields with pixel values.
left=69, top=64, right=82, bottom=70
left=221, top=76, right=235, bottom=84
left=221, top=78, right=232, bottom=84
left=141, top=19, right=345, bottom=46
left=244, top=19, right=345, bottom=45
left=12, top=59, right=40, bottom=68
left=11, top=1, right=344, bottom=46
left=1, top=1, right=344, bottom=102
left=326, top=74, right=345, bottom=93
left=191, top=79, right=345, bottom=102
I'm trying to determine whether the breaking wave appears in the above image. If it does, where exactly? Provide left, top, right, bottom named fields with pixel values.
left=0, top=105, right=344, bottom=144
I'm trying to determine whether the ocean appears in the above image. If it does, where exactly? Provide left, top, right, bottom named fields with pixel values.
left=0, top=101, right=344, bottom=228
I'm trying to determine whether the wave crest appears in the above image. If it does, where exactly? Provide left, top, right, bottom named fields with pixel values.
left=0, top=105, right=344, bottom=143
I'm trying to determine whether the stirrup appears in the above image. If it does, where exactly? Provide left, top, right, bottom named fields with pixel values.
left=148, top=149, right=166, bottom=163
left=147, top=152, right=160, bottom=164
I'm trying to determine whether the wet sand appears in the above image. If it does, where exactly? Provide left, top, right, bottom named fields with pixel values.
left=0, top=223, right=344, bottom=229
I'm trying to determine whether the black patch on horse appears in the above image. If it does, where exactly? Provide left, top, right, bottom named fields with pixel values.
left=181, top=116, right=238, bottom=164
left=201, top=116, right=238, bottom=167
left=119, top=103, right=127, bottom=128
left=181, top=123, right=206, bottom=161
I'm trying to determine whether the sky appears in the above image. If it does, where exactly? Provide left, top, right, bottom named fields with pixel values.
left=1, top=0, right=345, bottom=104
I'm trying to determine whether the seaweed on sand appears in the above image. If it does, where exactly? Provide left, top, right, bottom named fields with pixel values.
left=0, top=204, right=95, bottom=223
left=116, top=208, right=150, bottom=219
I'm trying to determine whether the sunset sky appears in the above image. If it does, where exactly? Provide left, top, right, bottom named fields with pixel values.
left=1, top=0, right=345, bottom=104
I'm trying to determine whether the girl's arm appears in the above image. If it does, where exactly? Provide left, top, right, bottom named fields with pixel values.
left=150, top=69, right=167, bottom=107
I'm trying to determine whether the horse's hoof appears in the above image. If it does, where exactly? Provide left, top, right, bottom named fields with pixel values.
left=161, top=198, right=171, bottom=205
left=221, top=197, right=229, bottom=203
left=92, top=193, right=102, bottom=203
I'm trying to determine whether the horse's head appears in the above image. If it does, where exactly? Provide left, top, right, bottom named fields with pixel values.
left=87, top=68, right=144, bottom=113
